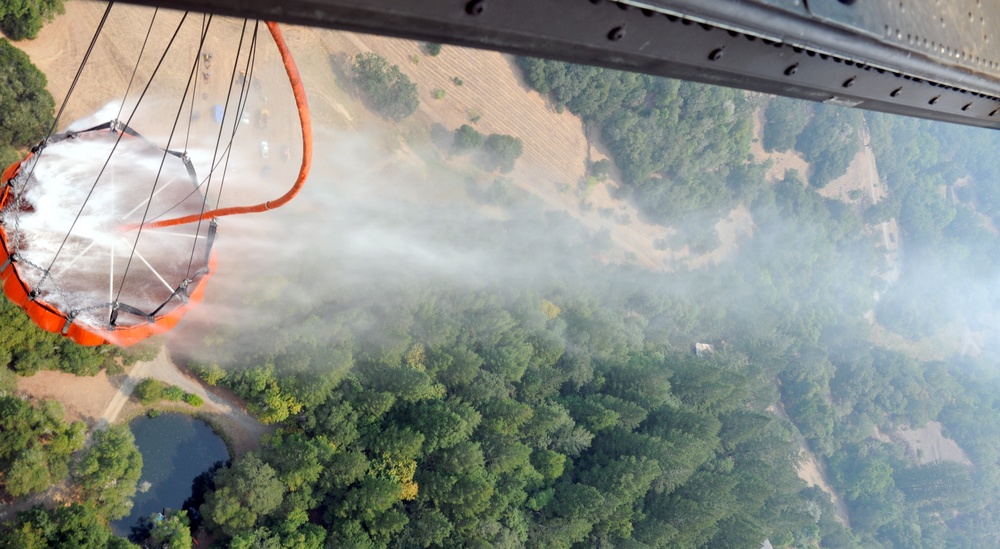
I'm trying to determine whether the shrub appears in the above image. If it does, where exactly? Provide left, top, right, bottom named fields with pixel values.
left=590, top=159, right=612, bottom=181
left=183, top=393, right=204, bottom=407
left=162, top=386, right=186, bottom=402
left=431, top=88, right=446, bottom=100
left=424, top=43, right=442, bottom=56
left=204, top=363, right=226, bottom=385
left=135, top=378, right=164, bottom=405
left=135, top=378, right=192, bottom=405
left=486, top=178, right=514, bottom=207
left=191, top=361, right=227, bottom=386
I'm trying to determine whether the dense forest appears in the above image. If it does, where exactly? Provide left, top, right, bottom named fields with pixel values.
left=173, top=287, right=815, bottom=547
left=6, top=17, right=1000, bottom=549
left=516, top=57, right=757, bottom=227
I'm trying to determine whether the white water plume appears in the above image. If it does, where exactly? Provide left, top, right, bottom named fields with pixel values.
left=3, top=129, right=213, bottom=329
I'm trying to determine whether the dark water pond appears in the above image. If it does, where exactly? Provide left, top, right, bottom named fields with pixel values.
left=110, top=413, right=229, bottom=536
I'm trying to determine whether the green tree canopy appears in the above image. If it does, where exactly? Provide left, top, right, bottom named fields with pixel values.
left=201, top=453, right=286, bottom=537
left=0, top=0, right=63, bottom=40
left=73, top=425, right=143, bottom=520
left=0, top=503, right=129, bottom=549
left=0, top=38, right=54, bottom=166
left=481, top=133, right=523, bottom=173
left=352, top=52, right=419, bottom=122
left=148, top=510, right=192, bottom=549
left=452, top=124, right=483, bottom=154
left=0, top=396, right=84, bottom=498
left=762, top=96, right=812, bottom=153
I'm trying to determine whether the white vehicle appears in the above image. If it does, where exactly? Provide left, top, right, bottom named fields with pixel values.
left=260, top=141, right=269, bottom=159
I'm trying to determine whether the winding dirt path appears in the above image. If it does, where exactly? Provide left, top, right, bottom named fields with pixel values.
left=96, top=358, right=152, bottom=428
left=98, top=348, right=272, bottom=457
left=770, top=398, right=851, bottom=526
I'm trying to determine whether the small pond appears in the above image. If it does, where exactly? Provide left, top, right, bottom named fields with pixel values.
left=110, top=412, right=230, bottom=536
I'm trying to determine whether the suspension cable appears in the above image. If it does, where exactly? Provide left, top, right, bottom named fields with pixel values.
left=48, top=1, right=114, bottom=142
left=214, top=20, right=259, bottom=211
left=115, top=7, right=158, bottom=123
left=114, top=15, right=213, bottom=307
left=137, top=21, right=312, bottom=229
left=185, top=18, right=250, bottom=279
left=138, top=23, right=258, bottom=225
left=184, top=13, right=208, bottom=153
left=39, top=11, right=191, bottom=288
left=12, top=1, right=114, bottom=253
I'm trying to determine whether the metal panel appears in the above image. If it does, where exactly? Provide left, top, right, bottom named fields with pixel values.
left=808, top=0, right=886, bottom=38
left=113, top=0, right=1000, bottom=129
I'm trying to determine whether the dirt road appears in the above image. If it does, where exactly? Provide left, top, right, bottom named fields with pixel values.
left=770, top=399, right=851, bottom=526
left=97, top=347, right=271, bottom=456
left=95, top=358, right=152, bottom=428
left=856, top=124, right=902, bottom=287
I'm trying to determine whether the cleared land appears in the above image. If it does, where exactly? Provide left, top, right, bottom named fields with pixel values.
left=335, top=33, right=678, bottom=269
left=16, top=369, right=119, bottom=426
left=749, top=105, right=811, bottom=182
left=896, top=421, right=973, bottom=466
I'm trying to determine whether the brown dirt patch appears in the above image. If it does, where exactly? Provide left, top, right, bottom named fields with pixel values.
left=896, top=421, right=973, bottom=466
left=796, top=449, right=850, bottom=526
left=749, top=106, right=811, bottom=182
left=16, top=369, right=121, bottom=427
left=328, top=33, right=678, bottom=269
left=819, top=129, right=869, bottom=204
left=770, top=401, right=850, bottom=526
left=872, top=425, right=894, bottom=444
